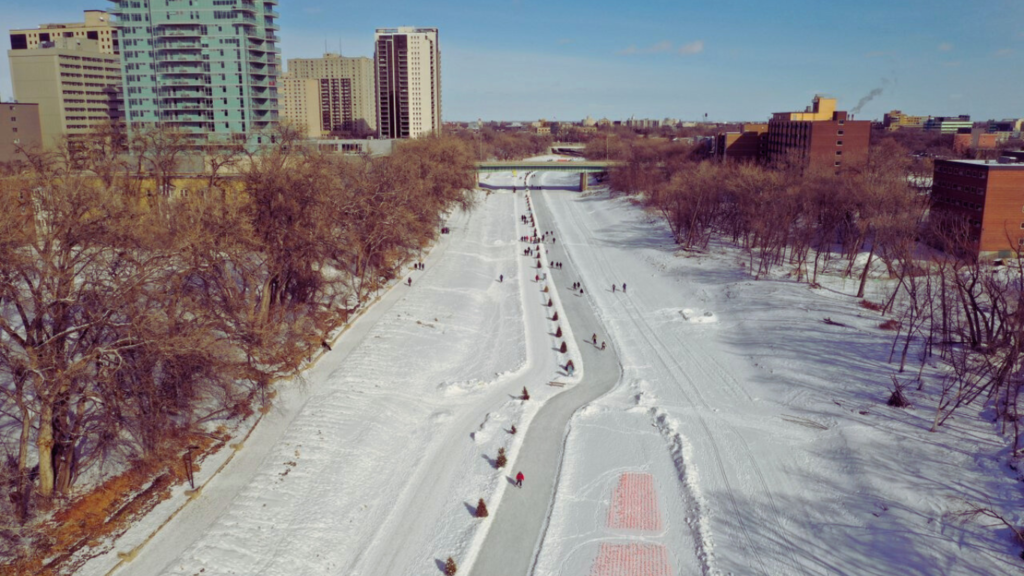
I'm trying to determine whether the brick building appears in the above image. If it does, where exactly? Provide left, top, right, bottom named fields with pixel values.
left=953, top=129, right=998, bottom=156
left=931, top=156, right=1024, bottom=258
left=765, top=96, right=870, bottom=170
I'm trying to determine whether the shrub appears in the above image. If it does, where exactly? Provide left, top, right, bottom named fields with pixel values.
left=879, top=319, right=901, bottom=331
left=476, top=498, right=489, bottom=518
left=559, top=341, right=567, bottom=353
left=542, top=286, right=548, bottom=293
left=860, top=300, right=884, bottom=312
left=496, top=447, right=507, bottom=468
left=522, top=387, right=530, bottom=400
left=547, top=298, right=552, bottom=307
left=445, top=557, right=458, bottom=576
left=552, top=312, right=559, bottom=321
left=555, top=326, right=562, bottom=337
left=510, top=425, right=517, bottom=435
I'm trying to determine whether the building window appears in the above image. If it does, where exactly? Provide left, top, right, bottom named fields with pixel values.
left=837, top=130, right=844, bottom=135
left=12, top=127, right=17, bottom=133
left=836, top=150, right=842, bottom=155
left=837, top=140, right=843, bottom=146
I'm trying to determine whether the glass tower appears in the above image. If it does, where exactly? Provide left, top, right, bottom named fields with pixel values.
left=108, top=0, right=280, bottom=147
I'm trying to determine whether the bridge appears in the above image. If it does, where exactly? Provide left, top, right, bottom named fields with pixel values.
left=475, top=160, right=617, bottom=191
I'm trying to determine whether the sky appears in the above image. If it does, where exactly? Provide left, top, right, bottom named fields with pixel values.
left=1, top=0, right=1022, bottom=122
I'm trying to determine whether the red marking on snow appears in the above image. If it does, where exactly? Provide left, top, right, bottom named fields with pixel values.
left=589, top=542, right=671, bottom=576
left=607, top=473, right=662, bottom=531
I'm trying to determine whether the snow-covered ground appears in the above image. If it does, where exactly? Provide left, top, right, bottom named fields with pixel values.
left=532, top=171, right=1020, bottom=575
left=79, top=161, right=1022, bottom=576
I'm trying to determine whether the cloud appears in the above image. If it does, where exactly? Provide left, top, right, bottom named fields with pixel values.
left=938, top=42, right=953, bottom=52
left=994, top=48, right=1014, bottom=57
left=618, top=40, right=673, bottom=55
left=678, top=40, right=704, bottom=55
left=942, top=60, right=961, bottom=67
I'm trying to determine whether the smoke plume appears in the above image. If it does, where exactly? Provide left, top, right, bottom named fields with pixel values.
left=851, top=87, right=883, bottom=114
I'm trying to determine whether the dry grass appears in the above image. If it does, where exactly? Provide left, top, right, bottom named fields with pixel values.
left=860, top=300, right=884, bottom=312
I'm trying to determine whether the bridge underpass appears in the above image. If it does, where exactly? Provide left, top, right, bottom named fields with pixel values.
left=475, top=160, right=617, bottom=191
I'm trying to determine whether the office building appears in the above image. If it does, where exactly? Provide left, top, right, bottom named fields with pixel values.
left=931, top=156, right=1024, bottom=258
left=765, top=96, right=870, bottom=170
left=0, top=103, right=43, bottom=162
left=374, top=27, right=441, bottom=139
left=715, top=123, right=768, bottom=162
left=282, top=54, right=376, bottom=138
left=924, top=115, right=972, bottom=134
left=108, top=0, right=281, bottom=148
left=9, top=10, right=119, bottom=55
left=953, top=129, right=997, bottom=155
left=882, top=110, right=927, bottom=131
left=8, top=37, right=123, bottom=146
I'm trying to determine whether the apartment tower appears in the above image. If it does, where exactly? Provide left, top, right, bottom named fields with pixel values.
left=765, top=96, right=870, bottom=170
left=9, top=10, right=119, bottom=55
left=374, top=27, right=441, bottom=139
left=108, top=0, right=280, bottom=147
left=282, top=54, right=376, bottom=138
left=8, top=37, right=123, bottom=146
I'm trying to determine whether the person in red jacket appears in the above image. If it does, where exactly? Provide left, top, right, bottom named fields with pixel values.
left=516, top=471, right=524, bottom=488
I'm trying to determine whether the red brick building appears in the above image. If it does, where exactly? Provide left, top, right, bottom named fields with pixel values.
left=715, top=123, right=767, bottom=162
left=931, top=156, right=1024, bottom=258
left=764, top=96, right=870, bottom=171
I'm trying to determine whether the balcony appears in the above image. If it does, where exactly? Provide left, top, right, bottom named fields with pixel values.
left=264, top=9, right=280, bottom=18
left=155, top=28, right=204, bottom=38
left=156, top=41, right=203, bottom=51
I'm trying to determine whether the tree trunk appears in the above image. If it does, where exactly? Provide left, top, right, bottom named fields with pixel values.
left=857, top=243, right=875, bottom=298
left=37, top=402, right=55, bottom=498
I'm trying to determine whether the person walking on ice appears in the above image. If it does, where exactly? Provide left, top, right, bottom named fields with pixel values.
left=623, top=283, right=627, bottom=293
left=592, top=333, right=597, bottom=345
left=516, top=471, right=524, bottom=488
left=499, top=274, right=503, bottom=283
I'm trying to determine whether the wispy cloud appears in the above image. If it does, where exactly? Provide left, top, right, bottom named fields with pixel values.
left=618, top=40, right=674, bottom=55
left=678, top=40, right=705, bottom=55
left=938, top=42, right=953, bottom=52
left=994, top=48, right=1014, bottom=57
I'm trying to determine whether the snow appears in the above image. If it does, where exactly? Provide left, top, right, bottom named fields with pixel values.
left=77, top=165, right=1023, bottom=576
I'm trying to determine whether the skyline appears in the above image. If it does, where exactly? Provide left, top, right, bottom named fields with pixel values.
left=0, top=0, right=1021, bottom=123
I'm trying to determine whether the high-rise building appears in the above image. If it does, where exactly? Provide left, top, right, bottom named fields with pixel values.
left=9, top=10, right=119, bottom=55
left=882, top=110, right=927, bottom=131
left=374, top=27, right=441, bottom=139
left=0, top=103, right=43, bottom=162
left=108, top=0, right=281, bottom=148
left=765, top=96, right=870, bottom=170
left=282, top=54, right=376, bottom=138
left=8, top=37, right=123, bottom=146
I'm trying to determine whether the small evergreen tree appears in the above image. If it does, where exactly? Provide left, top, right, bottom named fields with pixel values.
left=547, top=298, right=552, bottom=307
left=476, top=498, right=489, bottom=518
left=496, top=447, right=507, bottom=468
left=555, top=325, right=562, bottom=337
left=510, top=425, right=517, bottom=435
left=445, top=557, right=458, bottom=576
left=552, top=312, right=559, bottom=322
left=559, top=341, right=567, bottom=353
left=522, top=387, right=530, bottom=400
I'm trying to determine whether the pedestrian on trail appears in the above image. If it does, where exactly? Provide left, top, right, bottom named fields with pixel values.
left=408, top=277, right=412, bottom=286
left=623, top=283, right=627, bottom=293
left=592, top=333, right=597, bottom=345
left=612, top=284, right=616, bottom=293
left=601, top=341, right=606, bottom=350
left=566, top=360, right=575, bottom=376
left=516, top=471, right=524, bottom=488
left=580, top=287, right=584, bottom=295
left=499, top=274, right=504, bottom=283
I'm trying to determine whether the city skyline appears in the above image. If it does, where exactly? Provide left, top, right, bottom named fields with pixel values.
left=1, top=0, right=1022, bottom=123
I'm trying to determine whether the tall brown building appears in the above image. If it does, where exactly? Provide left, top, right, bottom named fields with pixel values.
left=765, top=96, right=870, bottom=170
left=931, top=156, right=1024, bottom=259
left=0, top=103, right=43, bottom=162
left=715, top=123, right=767, bottom=162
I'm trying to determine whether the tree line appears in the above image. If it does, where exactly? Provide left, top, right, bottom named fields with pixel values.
left=0, top=125, right=476, bottom=570
left=608, top=140, right=1024, bottom=455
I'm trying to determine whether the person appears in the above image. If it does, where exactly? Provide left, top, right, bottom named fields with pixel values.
left=592, top=333, right=597, bottom=345
left=407, top=277, right=412, bottom=286
left=499, top=274, right=503, bottom=283
left=623, top=283, right=627, bottom=293
left=580, top=287, right=584, bottom=295
left=601, top=341, right=606, bottom=350
left=612, top=284, right=616, bottom=293
left=566, top=360, right=575, bottom=376
left=515, top=471, right=524, bottom=487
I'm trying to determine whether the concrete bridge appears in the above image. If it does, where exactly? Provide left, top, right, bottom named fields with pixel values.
left=475, top=160, right=617, bottom=190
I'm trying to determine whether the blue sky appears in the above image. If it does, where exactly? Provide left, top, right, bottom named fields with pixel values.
left=1, top=0, right=1021, bottom=122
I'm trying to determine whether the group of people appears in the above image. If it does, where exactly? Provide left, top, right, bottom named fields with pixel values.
left=591, top=333, right=607, bottom=350
left=440, top=226, right=451, bottom=234
left=413, top=262, right=425, bottom=270
left=611, top=283, right=626, bottom=293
